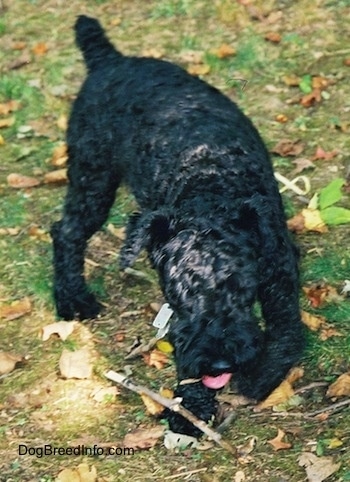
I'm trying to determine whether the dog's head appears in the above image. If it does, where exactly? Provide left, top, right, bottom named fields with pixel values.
left=120, top=209, right=263, bottom=389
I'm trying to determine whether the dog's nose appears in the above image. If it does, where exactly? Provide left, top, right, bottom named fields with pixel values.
left=211, top=360, right=232, bottom=373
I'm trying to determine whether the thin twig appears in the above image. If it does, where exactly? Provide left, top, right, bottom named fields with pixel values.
left=164, top=468, right=208, bottom=480
left=124, top=336, right=158, bottom=360
left=250, top=398, right=350, bottom=420
left=294, top=381, right=328, bottom=394
left=105, top=370, right=236, bottom=455
left=306, top=398, right=350, bottom=418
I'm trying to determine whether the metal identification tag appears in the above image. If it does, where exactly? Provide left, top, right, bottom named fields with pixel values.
left=152, top=303, right=174, bottom=339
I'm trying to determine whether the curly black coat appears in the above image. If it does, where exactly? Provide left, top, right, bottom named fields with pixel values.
left=51, top=16, right=304, bottom=436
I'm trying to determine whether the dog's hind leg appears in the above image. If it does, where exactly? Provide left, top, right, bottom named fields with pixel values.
left=51, top=164, right=121, bottom=320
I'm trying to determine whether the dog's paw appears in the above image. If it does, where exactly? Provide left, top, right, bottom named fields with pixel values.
left=56, top=291, right=102, bottom=321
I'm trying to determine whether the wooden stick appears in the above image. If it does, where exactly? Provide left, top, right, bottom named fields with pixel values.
left=250, top=398, right=350, bottom=420
left=105, top=370, right=236, bottom=455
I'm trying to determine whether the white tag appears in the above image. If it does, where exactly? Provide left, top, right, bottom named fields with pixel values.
left=152, top=303, right=173, bottom=339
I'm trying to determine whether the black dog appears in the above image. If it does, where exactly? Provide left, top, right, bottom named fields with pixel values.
left=51, top=16, right=304, bottom=435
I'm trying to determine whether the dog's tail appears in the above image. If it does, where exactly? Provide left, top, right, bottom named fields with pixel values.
left=75, top=15, right=122, bottom=72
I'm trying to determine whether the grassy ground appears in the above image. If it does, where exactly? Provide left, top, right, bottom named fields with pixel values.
left=0, top=0, right=349, bottom=481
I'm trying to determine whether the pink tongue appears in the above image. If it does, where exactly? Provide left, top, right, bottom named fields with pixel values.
left=202, top=373, right=232, bottom=389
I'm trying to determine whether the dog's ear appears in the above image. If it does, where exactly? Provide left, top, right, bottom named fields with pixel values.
left=239, top=194, right=298, bottom=258
left=119, top=210, right=176, bottom=269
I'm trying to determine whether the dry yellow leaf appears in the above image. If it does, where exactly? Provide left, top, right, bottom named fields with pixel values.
left=301, top=310, right=326, bottom=331
left=326, top=373, right=350, bottom=398
left=106, top=223, right=125, bottom=240
left=140, top=392, right=164, bottom=415
left=187, top=64, right=211, bottom=76
left=286, top=366, right=304, bottom=384
left=256, top=380, right=294, bottom=409
left=159, top=387, right=174, bottom=399
left=56, top=463, right=97, bottom=482
left=0, top=117, right=15, bottom=128
left=123, top=427, right=164, bottom=450
left=302, top=208, right=328, bottom=233
left=215, top=43, right=236, bottom=59
left=156, top=339, right=174, bottom=353
left=56, top=114, right=68, bottom=131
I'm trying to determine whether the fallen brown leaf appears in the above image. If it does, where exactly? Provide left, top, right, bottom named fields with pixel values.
left=326, top=373, right=350, bottom=398
left=142, top=48, right=164, bottom=59
left=319, top=326, right=343, bottom=341
left=51, top=144, right=68, bottom=166
left=0, top=100, right=21, bottom=115
left=12, top=41, right=27, bottom=50
left=0, top=227, right=20, bottom=236
left=312, top=146, right=339, bottom=161
left=0, top=297, right=32, bottom=320
left=303, top=284, right=330, bottom=308
left=187, top=64, right=211, bottom=76
left=275, top=113, right=288, bottom=123
left=291, top=158, right=315, bottom=175
left=143, top=349, right=169, bottom=370
left=42, top=321, right=77, bottom=341
left=7, top=173, right=40, bottom=189
left=0, top=352, right=24, bottom=375
left=268, top=429, right=292, bottom=451
left=287, top=212, right=305, bottom=233
left=300, top=88, right=322, bottom=107
left=215, top=43, right=236, bottom=58
left=264, top=32, right=281, bottom=43
left=28, top=225, right=50, bottom=241
left=312, top=76, right=330, bottom=90
left=271, top=139, right=304, bottom=157
left=298, top=452, right=340, bottom=482
left=59, top=348, right=92, bottom=379
left=237, top=436, right=257, bottom=458
left=44, top=168, right=68, bottom=184
left=7, top=54, right=31, bottom=70
left=123, top=426, right=164, bottom=450
left=32, top=42, right=48, bottom=56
